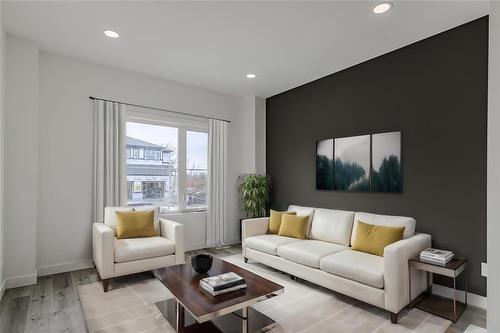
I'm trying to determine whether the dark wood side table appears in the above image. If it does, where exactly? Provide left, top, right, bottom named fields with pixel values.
left=408, top=257, right=467, bottom=323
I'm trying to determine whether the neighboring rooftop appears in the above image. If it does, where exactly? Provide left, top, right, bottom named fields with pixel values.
left=127, top=136, right=163, bottom=149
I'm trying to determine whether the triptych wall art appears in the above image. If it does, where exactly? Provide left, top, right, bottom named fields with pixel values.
left=316, top=131, right=401, bottom=193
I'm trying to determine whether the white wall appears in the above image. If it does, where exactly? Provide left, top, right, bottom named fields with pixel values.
left=33, top=45, right=255, bottom=275
left=0, top=3, right=6, bottom=299
left=4, top=35, right=39, bottom=287
left=488, top=1, right=500, bottom=331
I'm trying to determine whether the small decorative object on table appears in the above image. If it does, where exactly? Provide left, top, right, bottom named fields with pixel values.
left=409, top=253, right=467, bottom=323
left=200, top=272, right=247, bottom=296
left=191, top=254, right=213, bottom=274
left=420, top=248, right=454, bottom=265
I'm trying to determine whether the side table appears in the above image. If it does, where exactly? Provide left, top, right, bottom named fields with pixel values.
left=408, top=257, right=467, bottom=323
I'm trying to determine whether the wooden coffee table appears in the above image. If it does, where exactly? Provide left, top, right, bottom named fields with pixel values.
left=153, top=257, right=284, bottom=333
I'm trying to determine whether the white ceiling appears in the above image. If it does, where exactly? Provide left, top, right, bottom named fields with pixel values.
left=2, top=1, right=489, bottom=98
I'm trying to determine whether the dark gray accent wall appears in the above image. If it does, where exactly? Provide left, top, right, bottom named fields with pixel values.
left=266, top=17, right=488, bottom=296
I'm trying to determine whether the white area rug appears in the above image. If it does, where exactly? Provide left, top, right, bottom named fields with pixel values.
left=463, top=324, right=487, bottom=333
left=77, top=255, right=451, bottom=333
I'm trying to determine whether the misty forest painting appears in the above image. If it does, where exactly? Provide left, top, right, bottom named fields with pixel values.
left=316, top=139, right=334, bottom=190
left=334, top=135, right=370, bottom=191
left=316, top=131, right=402, bottom=192
left=371, top=131, right=401, bottom=192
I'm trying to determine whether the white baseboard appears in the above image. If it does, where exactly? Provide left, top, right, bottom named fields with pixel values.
left=3, top=260, right=94, bottom=290
left=433, top=283, right=487, bottom=309
left=5, top=271, right=38, bottom=289
left=224, top=239, right=241, bottom=247
left=37, top=259, right=94, bottom=277
left=0, top=279, right=6, bottom=301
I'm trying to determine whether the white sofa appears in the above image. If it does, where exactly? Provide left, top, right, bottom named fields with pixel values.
left=93, top=206, right=185, bottom=292
left=242, top=205, right=431, bottom=323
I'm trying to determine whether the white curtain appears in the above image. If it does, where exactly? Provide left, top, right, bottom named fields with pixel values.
left=93, top=100, right=127, bottom=223
left=207, top=119, right=228, bottom=247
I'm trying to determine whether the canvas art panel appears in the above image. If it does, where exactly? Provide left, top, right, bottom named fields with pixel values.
left=316, top=139, right=334, bottom=190
left=371, top=131, right=401, bottom=192
left=334, top=135, right=370, bottom=191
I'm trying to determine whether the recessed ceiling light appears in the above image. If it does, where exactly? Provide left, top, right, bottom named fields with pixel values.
left=246, top=73, right=256, bottom=79
left=373, top=2, right=393, bottom=14
left=104, top=30, right=120, bottom=38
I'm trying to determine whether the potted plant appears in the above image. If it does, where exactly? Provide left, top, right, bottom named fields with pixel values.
left=238, top=174, right=272, bottom=218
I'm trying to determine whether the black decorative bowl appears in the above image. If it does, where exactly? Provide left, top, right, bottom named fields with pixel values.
left=191, top=254, right=213, bottom=274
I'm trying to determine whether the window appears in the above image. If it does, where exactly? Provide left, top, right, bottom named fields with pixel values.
left=144, top=149, right=161, bottom=160
left=131, top=148, right=143, bottom=159
left=186, top=131, right=208, bottom=208
left=126, top=122, right=178, bottom=210
left=125, top=113, right=208, bottom=212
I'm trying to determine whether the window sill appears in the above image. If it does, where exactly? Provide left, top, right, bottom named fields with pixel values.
left=160, top=207, right=207, bottom=215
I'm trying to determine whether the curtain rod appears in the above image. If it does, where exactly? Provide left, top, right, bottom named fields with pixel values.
left=89, top=96, right=231, bottom=123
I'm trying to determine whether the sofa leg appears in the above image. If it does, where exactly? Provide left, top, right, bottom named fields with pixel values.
left=102, top=278, right=110, bottom=292
left=290, top=275, right=298, bottom=281
left=389, top=312, right=398, bottom=324
left=244, top=257, right=248, bottom=263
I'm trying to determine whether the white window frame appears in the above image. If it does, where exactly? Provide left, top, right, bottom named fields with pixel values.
left=126, top=106, right=209, bottom=212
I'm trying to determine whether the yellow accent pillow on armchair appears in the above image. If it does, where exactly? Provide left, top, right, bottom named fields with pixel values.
left=115, top=210, right=157, bottom=239
left=278, top=214, right=309, bottom=239
left=352, top=221, right=405, bottom=257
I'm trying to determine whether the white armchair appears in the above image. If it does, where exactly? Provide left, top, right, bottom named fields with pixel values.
left=92, top=206, right=185, bottom=291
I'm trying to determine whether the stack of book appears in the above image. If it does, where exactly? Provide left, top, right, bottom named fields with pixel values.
left=420, top=248, right=454, bottom=265
left=200, top=272, right=246, bottom=296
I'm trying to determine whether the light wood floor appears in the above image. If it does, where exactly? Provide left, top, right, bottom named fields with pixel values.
left=0, top=245, right=486, bottom=333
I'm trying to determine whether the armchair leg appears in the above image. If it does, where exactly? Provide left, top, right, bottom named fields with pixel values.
left=102, top=278, right=110, bottom=292
left=389, top=312, right=398, bottom=324
left=244, top=257, right=248, bottom=263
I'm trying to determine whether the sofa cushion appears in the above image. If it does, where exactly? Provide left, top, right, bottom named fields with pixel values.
left=351, top=212, right=416, bottom=245
left=287, top=205, right=316, bottom=238
left=277, top=240, right=347, bottom=268
left=309, top=208, right=355, bottom=246
left=319, top=250, right=384, bottom=289
left=245, top=234, right=300, bottom=255
left=114, top=236, right=176, bottom=263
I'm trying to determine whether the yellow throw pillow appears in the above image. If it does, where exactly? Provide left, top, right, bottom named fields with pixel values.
left=115, top=210, right=157, bottom=239
left=352, top=221, right=405, bottom=257
left=268, top=210, right=297, bottom=234
left=278, top=214, right=309, bottom=239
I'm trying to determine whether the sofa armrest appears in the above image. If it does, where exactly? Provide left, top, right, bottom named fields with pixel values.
left=241, top=217, right=269, bottom=257
left=242, top=217, right=269, bottom=239
left=92, top=223, right=115, bottom=279
left=160, top=218, right=185, bottom=264
left=384, top=233, right=432, bottom=313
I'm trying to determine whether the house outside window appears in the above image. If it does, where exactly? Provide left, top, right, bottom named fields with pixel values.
left=125, top=111, right=208, bottom=212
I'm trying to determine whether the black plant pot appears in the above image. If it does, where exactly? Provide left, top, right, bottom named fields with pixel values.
left=191, top=254, right=213, bottom=274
